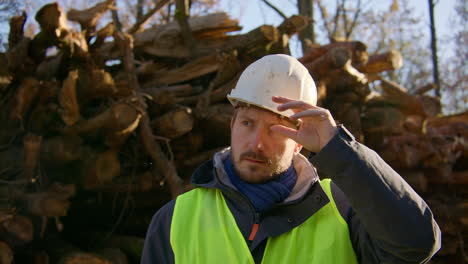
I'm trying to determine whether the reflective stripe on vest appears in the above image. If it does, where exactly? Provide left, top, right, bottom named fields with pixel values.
left=171, top=179, right=358, bottom=264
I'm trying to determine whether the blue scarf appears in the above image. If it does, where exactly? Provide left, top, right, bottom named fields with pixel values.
left=223, top=154, right=297, bottom=213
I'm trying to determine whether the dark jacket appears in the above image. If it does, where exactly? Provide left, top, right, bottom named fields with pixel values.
left=141, top=126, right=441, bottom=264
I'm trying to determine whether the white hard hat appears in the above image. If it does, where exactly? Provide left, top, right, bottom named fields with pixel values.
left=227, top=54, right=317, bottom=119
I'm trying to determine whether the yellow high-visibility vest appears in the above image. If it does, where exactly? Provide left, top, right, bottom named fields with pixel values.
left=171, top=179, right=358, bottom=264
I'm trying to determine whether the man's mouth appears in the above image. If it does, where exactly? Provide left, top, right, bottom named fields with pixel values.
left=244, top=158, right=266, bottom=164
left=239, top=151, right=271, bottom=165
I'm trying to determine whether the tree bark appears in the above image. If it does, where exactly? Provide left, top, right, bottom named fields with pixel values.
left=59, top=70, right=80, bottom=126
left=300, top=40, right=367, bottom=66
left=0, top=241, right=13, bottom=264
left=116, top=32, right=184, bottom=198
left=151, top=107, right=194, bottom=139
left=428, top=0, right=441, bottom=97
left=0, top=215, right=34, bottom=246
left=8, top=11, right=27, bottom=50
left=142, top=54, right=220, bottom=86
left=175, top=0, right=197, bottom=57
left=297, top=0, right=315, bottom=54
left=82, top=150, right=121, bottom=190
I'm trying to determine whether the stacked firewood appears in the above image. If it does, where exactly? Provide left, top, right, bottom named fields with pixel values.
left=0, top=0, right=465, bottom=263
left=0, top=1, right=311, bottom=263
left=300, top=43, right=467, bottom=263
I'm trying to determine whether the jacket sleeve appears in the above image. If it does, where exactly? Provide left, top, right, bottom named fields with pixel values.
left=140, top=200, right=176, bottom=264
left=309, top=125, right=441, bottom=263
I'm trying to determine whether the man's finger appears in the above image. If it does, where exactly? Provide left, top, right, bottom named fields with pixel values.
left=272, top=96, right=294, bottom=103
left=290, top=109, right=329, bottom=121
left=270, top=125, right=298, bottom=141
left=277, top=101, right=314, bottom=112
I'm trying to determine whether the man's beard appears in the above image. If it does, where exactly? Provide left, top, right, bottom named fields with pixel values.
left=232, top=150, right=288, bottom=183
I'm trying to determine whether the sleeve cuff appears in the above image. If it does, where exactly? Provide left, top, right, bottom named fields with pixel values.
left=309, top=124, right=356, bottom=177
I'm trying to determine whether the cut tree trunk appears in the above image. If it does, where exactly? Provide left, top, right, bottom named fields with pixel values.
left=300, top=40, right=367, bottom=66
left=13, top=183, right=76, bottom=217
left=142, top=54, right=220, bottom=86
left=59, top=70, right=80, bottom=126
left=379, top=78, right=427, bottom=116
left=222, top=25, right=279, bottom=55
left=64, top=102, right=142, bottom=147
left=77, top=69, right=118, bottom=101
left=0, top=215, right=33, bottom=247
left=22, top=133, right=42, bottom=182
left=277, top=15, right=308, bottom=37
left=357, top=50, right=403, bottom=74
left=361, top=106, right=404, bottom=134
left=82, top=150, right=121, bottom=190
left=134, top=12, right=240, bottom=58
left=43, top=234, right=112, bottom=264
left=36, top=51, right=65, bottom=80
left=0, top=241, right=13, bottom=264
left=95, top=248, right=128, bottom=264
left=11, top=77, right=40, bottom=122
left=8, top=12, right=27, bottom=50
left=304, top=47, right=351, bottom=79
left=41, top=135, right=84, bottom=164
left=322, top=61, right=368, bottom=93
left=67, top=0, right=115, bottom=32
left=104, top=235, right=144, bottom=262
left=151, top=107, right=194, bottom=139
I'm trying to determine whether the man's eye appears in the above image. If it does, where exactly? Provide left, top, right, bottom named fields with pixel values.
left=241, top=120, right=251, bottom=126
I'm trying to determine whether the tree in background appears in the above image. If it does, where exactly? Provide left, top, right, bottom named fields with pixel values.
left=297, top=0, right=315, bottom=54
left=315, top=0, right=364, bottom=42
left=439, top=0, right=467, bottom=114
left=0, top=0, right=220, bottom=47
left=1, top=0, right=465, bottom=113
left=288, top=0, right=432, bottom=91
left=354, top=1, right=432, bottom=91
left=308, top=0, right=466, bottom=113
left=428, top=0, right=440, bottom=97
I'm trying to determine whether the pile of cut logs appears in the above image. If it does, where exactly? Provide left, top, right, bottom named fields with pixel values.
left=0, top=0, right=465, bottom=263
left=301, top=42, right=467, bottom=264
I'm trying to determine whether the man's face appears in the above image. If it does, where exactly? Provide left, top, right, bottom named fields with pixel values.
left=230, top=107, right=301, bottom=183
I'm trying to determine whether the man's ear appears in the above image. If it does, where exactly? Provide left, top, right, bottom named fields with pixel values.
left=294, top=143, right=303, bottom=154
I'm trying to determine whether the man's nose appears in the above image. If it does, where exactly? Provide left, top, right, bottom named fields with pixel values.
left=250, top=127, right=266, bottom=150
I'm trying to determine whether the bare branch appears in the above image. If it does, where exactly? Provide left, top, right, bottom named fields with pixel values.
left=261, top=0, right=288, bottom=20
left=128, top=0, right=171, bottom=34
left=346, top=0, right=361, bottom=39
left=331, top=0, right=342, bottom=39
left=111, top=9, right=122, bottom=31
left=136, top=0, right=144, bottom=22
left=341, top=0, right=349, bottom=39
left=316, top=0, right=333, bottom=39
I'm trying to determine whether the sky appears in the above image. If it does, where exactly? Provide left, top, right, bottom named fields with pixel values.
left=219, top=0, right=458, bottom=58
left=0, top=0, right=457, bottom=55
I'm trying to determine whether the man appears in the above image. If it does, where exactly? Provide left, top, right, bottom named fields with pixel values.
left=141, top=54, right=441, bottom=263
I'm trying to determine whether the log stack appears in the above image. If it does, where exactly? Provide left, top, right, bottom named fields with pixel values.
left=362, top=75, right=467, bottom=263
left=0, top=1, right=465, bottom=263
left=301, top=43, right=467, bottom=263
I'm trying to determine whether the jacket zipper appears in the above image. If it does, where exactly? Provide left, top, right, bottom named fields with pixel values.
left=215, top=170, right=261, bottom=242
left=248, top=212, right=260, bottom=241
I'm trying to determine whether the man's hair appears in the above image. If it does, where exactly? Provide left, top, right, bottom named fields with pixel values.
left=231, top=102, right=300, bottom=129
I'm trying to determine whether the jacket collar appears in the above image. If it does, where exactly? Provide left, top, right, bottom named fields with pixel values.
left=191, top=147, right=319, bottom=204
